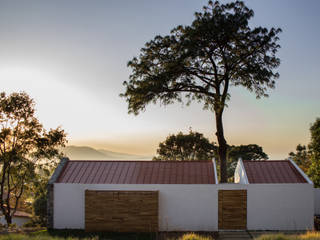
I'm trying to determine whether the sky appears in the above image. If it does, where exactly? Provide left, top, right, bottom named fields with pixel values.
left=0, top=0, right=319, bottom=159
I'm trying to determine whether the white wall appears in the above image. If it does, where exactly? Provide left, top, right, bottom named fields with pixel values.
left=54, top=184, right=218, bottom=231
left=0, top=216, right=30, bottom=227
left=53, top=183, right=314, bottom=231
left=315, top=188, right=320, bottom=215
left=246, top=184, right=314, bottom=230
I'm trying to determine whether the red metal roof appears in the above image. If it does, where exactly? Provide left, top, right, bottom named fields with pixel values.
left=242, top=160, right=307, bottom=184
left=56, top=160, right=216, bottom=184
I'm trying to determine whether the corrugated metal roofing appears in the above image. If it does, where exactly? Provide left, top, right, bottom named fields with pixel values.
left=243, top=160, right=307, bottom=184
left=56, top=160, right=216, bottom=184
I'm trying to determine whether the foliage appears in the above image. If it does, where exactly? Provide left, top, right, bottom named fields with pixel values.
left=226, top=144, right=268, bottom=180
left=0, top=92, right=67, bottom=225
left=121, top=0, right=281, bottom=182
left=289, top=144, right=311, bottom=173
left=32, top=194, right=47, bottom=226
left=31, top=166, right=52, bottom=226
left=0, top=231, right=214, bottom=240
left=0, top=229, right=157, bottom=240
left=255, top=232, right=320, bottom=240
left=178, top=233, right=213, bottom=240
left=153, top=130, right=216, bottom=161
left=308, top=118, right=320, bottom=187
left=228, top=144, right=268, bottom=162
left=153, top=131, right=267, bottom=182
left=289, top=118, right=320, bottom=187
left=0, top=234, right=92, bottom=240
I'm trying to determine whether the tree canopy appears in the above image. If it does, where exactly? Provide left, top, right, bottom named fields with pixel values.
left=0, top=92, right=67, bottom=225
left=227, top=144, right=268, bottom=180
left=228, top=144, right=268, bottom=162
left=307, top=118, right=320, bottom=187
left=289, top=118, right=320, bottom=187
left=121, top=1, right=281, bottom=182
left=153, top=130, right=216, bottom=161
left=289, top=144, right=310, bottom=173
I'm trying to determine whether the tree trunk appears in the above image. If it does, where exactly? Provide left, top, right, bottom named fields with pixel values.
left=215, top=110, right=228, bottom=183
left=5, top=214, right=12, bottom=226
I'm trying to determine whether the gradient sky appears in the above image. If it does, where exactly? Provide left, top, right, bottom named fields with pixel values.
left=1, top=0, right=319, bottom=159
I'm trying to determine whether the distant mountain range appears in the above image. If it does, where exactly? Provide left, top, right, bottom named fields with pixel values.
left=62, top=145, right=152, bottom=160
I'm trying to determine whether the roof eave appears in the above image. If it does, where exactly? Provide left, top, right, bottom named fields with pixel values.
left=288, top=159, right=313, bottom=185
left=212, top=158, right=218, bottom=184
left=48, top=157, right=69, bottom=184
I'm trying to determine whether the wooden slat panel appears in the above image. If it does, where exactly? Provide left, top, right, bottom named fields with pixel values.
left=85, top=190, right=158, bottom=232
left=218, top=190, right=247, bottom=230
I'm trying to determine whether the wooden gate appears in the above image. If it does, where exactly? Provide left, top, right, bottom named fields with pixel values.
left=218, top=190, right=247, bottom=230
left=85, top=190, right=158, bottom=232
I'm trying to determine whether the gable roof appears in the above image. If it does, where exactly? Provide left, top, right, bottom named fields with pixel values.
left=56, top=160, right=216, bottom=184
left=242, top=160, right=308, bottom=184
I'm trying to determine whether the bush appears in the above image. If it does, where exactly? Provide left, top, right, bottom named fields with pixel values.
left=178, top=233, right=213, bottom=240
left=256, top=232, right=320, bottom=240
left=32, top=193, right=47, bottom=226
left=0, top=234, right=98, bottom=240
left=300, top=231, right=320, bottom=239
left=22, top=220, right=42, bottom=228
left=315, top=215, right=320, bottom=231
left=8, top=223, right=17, bottom=230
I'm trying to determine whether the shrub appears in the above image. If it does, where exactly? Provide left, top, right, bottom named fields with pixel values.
left=315, top=215, right=320, bottom=231
left=256, top=233, right=289, bottom=240
left=32, top=193, right=47, bottom=226
left=300, top=231, right=320, bottom=239
left=256, top=232, right=320, bottom=240
left=178, top=233, right=213, bottom=240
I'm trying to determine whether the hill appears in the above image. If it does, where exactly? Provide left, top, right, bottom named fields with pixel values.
left=63, top=145, right=151, bottom=160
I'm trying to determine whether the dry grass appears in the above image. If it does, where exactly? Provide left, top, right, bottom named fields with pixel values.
left=255, top=231, right=320, bottom=240
left=177, top=233, right=213, bottom=240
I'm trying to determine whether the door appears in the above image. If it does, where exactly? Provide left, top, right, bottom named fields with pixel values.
left=85, top=190, right=158, bottom=232
left=218, top=190, right=247, bottom=230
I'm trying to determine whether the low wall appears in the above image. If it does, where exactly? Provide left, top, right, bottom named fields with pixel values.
left=53, top=183, right=314, bottom=231
left=315, top=188, right=320, bottom=215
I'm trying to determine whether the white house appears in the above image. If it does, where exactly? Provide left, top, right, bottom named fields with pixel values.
left=48, top=158, right=314, bottom=231
left=0, top=210, right=32, bottom=227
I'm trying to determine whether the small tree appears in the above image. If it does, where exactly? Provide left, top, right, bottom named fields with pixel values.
left=153, top=130, right=216, bottom=161
left=289, top=144, right=311, bottom=173
left=308, top=118, right=320, bottom=187
left=289, top=118, right=320, bottom=187
left=0, top=92, right=67, bottom=225
left=121, top=1, right=281, bottom=182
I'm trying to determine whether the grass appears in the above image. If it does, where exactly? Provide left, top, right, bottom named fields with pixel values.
left=0, top=229, right=157, bottom=240
left=255, top=231, right=320, bottom=240
left=0, top=230, right=217, bottom=240
left=1, top=230, right=319, bottom=240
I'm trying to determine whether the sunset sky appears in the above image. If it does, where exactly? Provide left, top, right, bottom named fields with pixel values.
left=1, top=0, right=319, bottom=159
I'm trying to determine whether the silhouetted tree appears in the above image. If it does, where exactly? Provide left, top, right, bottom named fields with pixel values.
left=153, top=130, right=216, bottom=161
left=227, top=144, right=268, bottom=180
left=121, top=1, right=281, bottom=182
left=0, top=92, right=67, bottom=225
